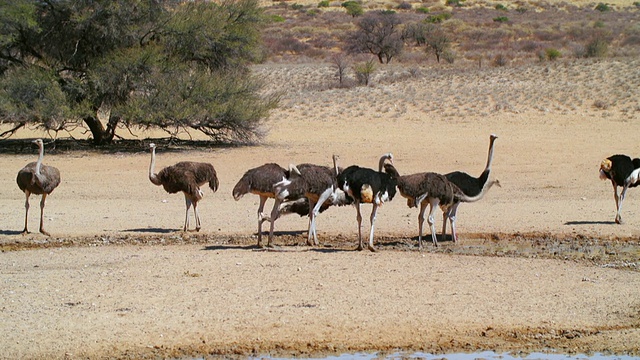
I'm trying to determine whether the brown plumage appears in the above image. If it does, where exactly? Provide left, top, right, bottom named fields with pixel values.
left=148, top=143, right=218, bottom=232
left=233, top=163, right=301, bottom=246
left=384, top=163, right=469, bottom=248
left=269, top=156, right=348, bottom=247
left=16, top=139, right=61, bottom=236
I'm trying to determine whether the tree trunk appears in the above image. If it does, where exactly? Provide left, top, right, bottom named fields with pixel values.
left=84, top=115, right=120, bottom=145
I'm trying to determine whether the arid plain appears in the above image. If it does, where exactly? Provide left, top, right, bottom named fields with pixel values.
left=1, top=58, right=640, bottom=359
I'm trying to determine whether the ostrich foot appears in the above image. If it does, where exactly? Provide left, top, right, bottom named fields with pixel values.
left=615, top=216, right=623, bottom=224
left=356, top=244, right=364, bottom=251
left=39, top=228, right=51, bottom=236
left=21, top=229, right=30, bottom=236
left=367, top=244, right=377, bottom=252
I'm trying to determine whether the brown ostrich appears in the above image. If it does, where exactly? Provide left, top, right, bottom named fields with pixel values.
left=384, top=163, right=473, bottom=248
left=232, top=163, right=304, bottom=246
left=443, top=134, right=500, bottom=242
left=16, top=139, right=61, bottom=236
left=148, top=143, right=219, bottom=232
left=269, top=155, right=349, bottom=247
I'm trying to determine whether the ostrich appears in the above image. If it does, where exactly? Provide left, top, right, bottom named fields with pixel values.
left=384, top=163, right=473, bottom=248
left=16, top=139, right=61, bottom=236
left=233, top=163, right=309, bottom=246
left=599, top=154, right=640, bottom=224
left=337, top=153, right=397, bottom=252
left=269, top=155, right=348, bottom=247
left=443, top=134, right=500, bottom=242
left=148, top=143, right=219, bottom=232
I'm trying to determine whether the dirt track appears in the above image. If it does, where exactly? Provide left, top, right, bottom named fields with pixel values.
left=1, top=60, right=640, bottom=359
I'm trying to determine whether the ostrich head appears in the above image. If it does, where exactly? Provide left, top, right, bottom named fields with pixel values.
left=32, top=139, right=44, bottom=147
left=378, top=152, right=393, bottom=172
left=600, top=159, right=612, bottom=172
left=149, top=143, right=157, bottom=150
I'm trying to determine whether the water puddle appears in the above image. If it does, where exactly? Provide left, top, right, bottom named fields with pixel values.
left=245, top=351, right=640, bottom=360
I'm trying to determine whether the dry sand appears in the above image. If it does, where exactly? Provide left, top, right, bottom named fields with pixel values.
left=1, top=59, right=640, bottom=359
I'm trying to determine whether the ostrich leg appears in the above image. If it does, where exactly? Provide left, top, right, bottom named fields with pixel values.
left=193, top=200, right=201, bottom=232
left=426, top=198, right=440, bottom=247
left=267, top=198, right=283, bottom=247
left=22, top=191, right=31, bottom=234
left=183, top=195, right=192, bottom=231
left=442, top=202, right=460, bottom=242
left=39, top=193, right=50, bottom=236
left=615, top=185, right=629, bottom=224
left=308, top=187, right=334, bottom=246
left=256, top=196, right=269, bottom=246
left=367, top=203, right=380, bottom=252
left=355, top=202, right=364, bottom=251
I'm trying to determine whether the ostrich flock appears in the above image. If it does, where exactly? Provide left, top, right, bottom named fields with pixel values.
left=16, top=135, right=640, bottom=250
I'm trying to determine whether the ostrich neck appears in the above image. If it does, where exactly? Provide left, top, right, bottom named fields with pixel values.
left=333, top=156, right=339, bottom=177
left=149, top=148, right=162, bottom=185
left=484, top=136, right=497, bottom=172
left=35, top=143, right=44, bottom=176
left=378, top=155, right=389, bottom=172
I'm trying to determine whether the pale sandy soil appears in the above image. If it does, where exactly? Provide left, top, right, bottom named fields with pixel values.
left=1, top=59, right=640, bottom=359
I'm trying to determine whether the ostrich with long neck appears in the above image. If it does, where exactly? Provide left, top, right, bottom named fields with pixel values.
left=337, top=153, right=397, bottom=251
left=148, top=143, right=219, bottom=232
left=16, top=139, right=61, bottom=236
left=443, top=134, right=500, bottom=242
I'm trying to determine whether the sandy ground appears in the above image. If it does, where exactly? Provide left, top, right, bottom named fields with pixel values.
left=1, top=60, right=640, bottom=359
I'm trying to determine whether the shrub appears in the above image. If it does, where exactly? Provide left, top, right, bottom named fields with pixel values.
left=446, top=0, right=465, bottom=7
left=545, top=48, right=561, bottom=60
left=342, top=1, right=364, bottom=17
left=493, top=53, right=508, bottom=66
left=515, top=6, right=528, bottom=13
left=493, top=16, right=509, bottom=23
left=397, top=2, right=412, bottom=10
left=290, top=3, right=305, bottom=10
left=585, top=36, right=609, bottom=57
left=270, top=14, right=286, bottom=22
left=595, top=3, right=611, bottom=12
left=318, top=0, right=330, bottom=7
left=495, top=4, right=508, bottom=11
left=442, top=50, right=456, bottom=63
left=354, top=59, right=376, bottom=86
left=426, top=13, right=452, bottom=23
left=416, top=7, right=429, bottom=13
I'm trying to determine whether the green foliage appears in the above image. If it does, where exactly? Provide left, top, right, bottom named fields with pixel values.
left=0, top=0, right=276, bottom=145
left=354, top=59, right=376, bottom=86
left=342, top=1, right=364, bottom=17
left=595, top=3, right=611, bottom=12
left=545, top=48, right=561, bottom=60
left=307, top=8, right=321, bottom=16
left=495, top=4, right=508, bottom=11
left=318, top=0, right=331, bottom=7
left=270, top=14, right=286, bottom=22
left=585, top=35, right=610, bottom=57
left=425, top=13, right=452, bottom=23
left=515, top=6, right=528, bottom=13
left=445, top=0, right=465, bottom=7
left=291, top=3, right=305, bottom=10
left=634, top=1, right=640, bottom=8
left=493, top=16, right=509, bottom=23
left=416, top=7, right=430, bottom=14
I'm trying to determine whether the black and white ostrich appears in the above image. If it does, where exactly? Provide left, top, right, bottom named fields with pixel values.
left=233, top=163, right=311, bottom=246
left=269, top=155, right=348, bottom=247
left=337, top=153, right=397, bottom=252
left=148, top=143, right=219, bottom=232
left=443, top=134, right=500, bottom=242
left=383, top=163, right=472, bottom=248
left=16, top=139, right=61, bottom=236
left=599, top=154, right=640, bottom=224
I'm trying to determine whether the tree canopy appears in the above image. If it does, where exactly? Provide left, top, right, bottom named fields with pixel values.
left=0, top=0, right=277, bottom=144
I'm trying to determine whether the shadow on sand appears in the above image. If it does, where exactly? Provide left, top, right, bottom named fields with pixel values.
left=123, top=228, right=177, bottom=234
left=0, top=229, right=25, bottom=236
left=564, top=220, right=616, bottom=226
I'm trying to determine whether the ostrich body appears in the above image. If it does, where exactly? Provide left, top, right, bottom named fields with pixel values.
left=337, top=153, right=397, bottom=251
left=599, top=154, right=640, bottom=224
left=270, top=155, right=348, bottom=247
left=16, top=139, right=61, bottom=236
left=384, top=163, right=471, bottom=248
left=148, top=143, right=219, bottom=232
left=233, top=163, right=310, bottom=246
left=443, top=134, right=499, bottom=242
